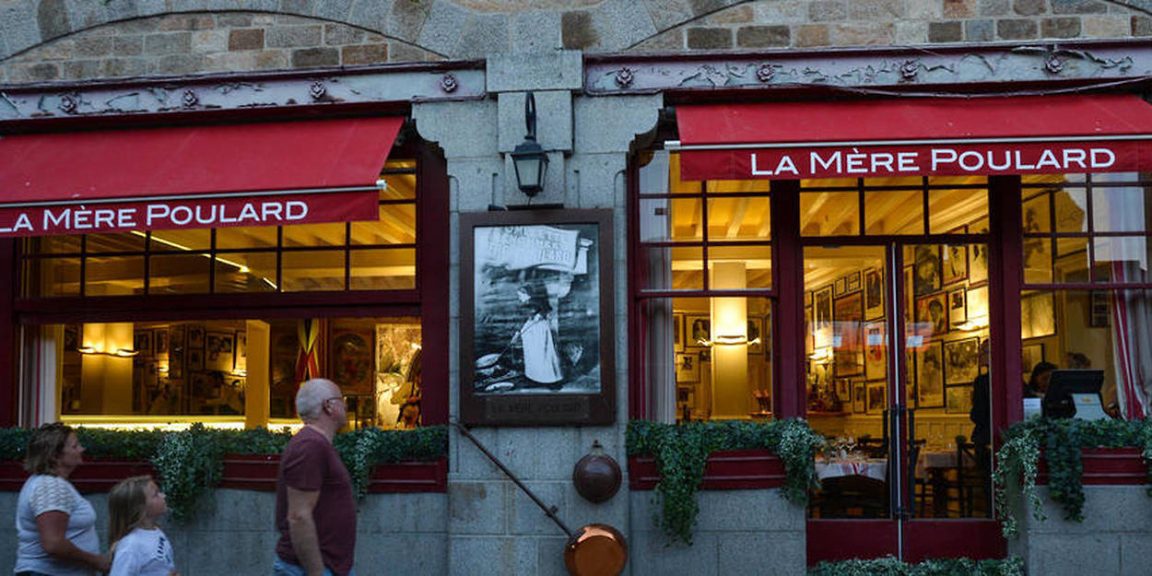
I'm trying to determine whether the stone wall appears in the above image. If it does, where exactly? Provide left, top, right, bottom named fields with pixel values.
left=2, top=1, right=1150, bottom=82
left=1008, top=485, right=1152, bottom=576
left=0, top=489, right=449, bottom=576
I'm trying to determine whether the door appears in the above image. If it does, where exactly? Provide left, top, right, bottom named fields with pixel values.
left=804, top=241, right=1003, bottom=563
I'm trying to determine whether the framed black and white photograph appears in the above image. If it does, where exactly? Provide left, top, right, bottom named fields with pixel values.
left=866, top=382, right=886, bottom=414
left=864, top=267, right=884, bottom=320
left=945, top=385, right=973, bottom=414
left=943, top=232, right=969, bottom=285
left=915, top=341, right=945, bottom=408
left=834, top=276, right=847, bottom=297
left=853, top=381, right=867, bottom=413
left=943, top=337, right=980, bottom=386
left=686, top=315, right=711, bottom=350
left=206, top=331, right=235, bottom=372
left=948, top=288, right=967, bottom=328
left=675, top=353, right=699, bottom=383
left=845, top=271, right=862, bottom=293
left=673, top=313, right=684, bottom=352
left=913, top=245, right=942, bottom=297
left=460, top=209, right=615, bottom=426
left=864, top=320, right=886, bottom=381
left=814, top=286, right=833, bottom=332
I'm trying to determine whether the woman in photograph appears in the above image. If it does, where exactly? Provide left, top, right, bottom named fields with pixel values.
left=512, top=282, right=564, bottom=386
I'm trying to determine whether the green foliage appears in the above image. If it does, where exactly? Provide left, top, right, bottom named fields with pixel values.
left=76, top=428, right=166, bottom=461
left=150, top=424, right=225, bottom=523
left=626, top=419, right=823, bottom=545
left=334, top=425, right=448, bottom=499
left=0, top=428, right=30, bottom=462
left=808, top=556, right=1025, bottom=576
left=994, top=418, right=1152, bottom=537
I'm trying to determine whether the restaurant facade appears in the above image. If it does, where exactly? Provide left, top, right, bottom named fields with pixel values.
left=1, top=1, right=1151, bottom=574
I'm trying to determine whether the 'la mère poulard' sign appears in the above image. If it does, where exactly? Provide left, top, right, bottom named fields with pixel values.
left=679, top=141, right=1151, bottom=180
left=0, top=192, right=379, bottom=237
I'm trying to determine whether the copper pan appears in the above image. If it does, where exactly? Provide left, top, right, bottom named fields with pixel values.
left=452, top=421, right=628, bottom=576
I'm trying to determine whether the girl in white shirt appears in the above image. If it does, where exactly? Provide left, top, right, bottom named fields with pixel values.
left=108, top=475, right=180, bottom=576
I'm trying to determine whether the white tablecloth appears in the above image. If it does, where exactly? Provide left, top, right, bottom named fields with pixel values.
left=916, top=450, right=957, bottom=476
left=816, top=458, right=888, bottom=481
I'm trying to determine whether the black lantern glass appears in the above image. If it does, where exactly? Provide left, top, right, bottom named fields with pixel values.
left=510, top=92, right=548, bottom=198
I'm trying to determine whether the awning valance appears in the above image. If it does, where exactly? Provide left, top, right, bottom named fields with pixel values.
left=0, top=116, right=403, bottom=236
left=674, top=94, right=1152, bottom=180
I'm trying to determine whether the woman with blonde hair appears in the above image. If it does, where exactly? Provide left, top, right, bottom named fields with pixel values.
left=15, top=422, right=110, bottom=576
left=107, top=475, right=179, bottom=576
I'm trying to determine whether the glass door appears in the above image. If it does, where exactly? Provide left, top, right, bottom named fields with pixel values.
left=805, top=241, right=997, bottom=562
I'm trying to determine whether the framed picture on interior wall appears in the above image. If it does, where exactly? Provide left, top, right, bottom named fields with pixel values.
left=206, top=331, right=235, bottom=372
left=915, top=340, right=945, bottom=408
left=943, top=337, right=980, bottom=386
left=846, top=271, right=862, bottom=293
left=1022, top=192, right=1053, bottom=284
left=1020, top=291, right=1056, bottom=339
left=234, top=332, right=247, bottom=374
left=133, top=330, right=153, bottom=357
left=673, top=313, right=684, bottom=352
left=943, top=243, right=969, bottom=285
left=864, top=320, right=886, bottom=381
left=187, top=348, right=204, bottom=372
left=747, top=317, right=765, bottom=355
left=903, top=266, right=915, bottom=322
left=330, top=329, right=374, bottom=395
left=187, top=325, right=205, bottom=351
left=1021, top=343, right=1045, bottom=376
left=948, top=288, right=967, bottom=328
left=833, top=292, right=864, bottom=377
left=945, top=385, right=973, bottom=414
left=685, top=315, right=711, bottom=349
left=459, top=209, right=615, bottom=426
left=834, top=276, right=847, bottom=297
left=866, top=382, right=886, bottom=414
left=853, top=382, right=867, bottom=413
left=916, top=293, right=949, bottom=339
left=154, top=329, right=169, bottom=356
left=814, top=286, right=834, bottom=333
left=913, top=245, right=942, bottom=297
left=969, top=242, right=989, bottom=284
left=675, top=353, right=699, bottom=384
left=864, top=267, right=884, bottom=320
left=1090, top=291, right=1110, bottom=327
left=836, top=379, right=851, bottom=403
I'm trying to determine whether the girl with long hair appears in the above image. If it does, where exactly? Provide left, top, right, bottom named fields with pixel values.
left=107, top=475, right=179, bottom=576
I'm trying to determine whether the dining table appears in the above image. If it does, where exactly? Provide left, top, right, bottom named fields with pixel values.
left=815, top=456, right=889, bottom=481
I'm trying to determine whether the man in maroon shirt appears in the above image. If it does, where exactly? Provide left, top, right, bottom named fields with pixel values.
left=273, top=378, right=357, bottom=576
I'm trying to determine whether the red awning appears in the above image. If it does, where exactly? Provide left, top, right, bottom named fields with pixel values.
left=0, top=116, right=403, bottom=236
left=675, top=94, right=1152, bottom=180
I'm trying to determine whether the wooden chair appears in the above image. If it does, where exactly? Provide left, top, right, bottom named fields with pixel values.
left=954, top=435, right=991, bottom=517
left=907, top=438, right=933, bottom=517
left=818, top=475, right=890, bottom=518
left=856, top=434, right=888, bottom=459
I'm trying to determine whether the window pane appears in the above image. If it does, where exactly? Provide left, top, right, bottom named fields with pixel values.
left=864, top=190, right=923, bottom=235
left=637, top=150, right=671, bottom=194
left=638, top=245, right=703, bottom=291
left=86, top=232, right=145, bottom=253
left=214, top=252, right=278, bottom=293
left=1052, top=238, right=1090, bottom=284
left=85, top=255, right=144, bottom=296
left=801, top=192, right=858, bottom=236
left=708, top=245, right=772, bottom=289
left=283, top=222, right=347, bottom=248
left=281, top=250, right=345, bottom=292
left=1094, top=236, right=1151, bottom=284
left=216, top=226, right=278, bottom=249
left=1053, top=188, right=1088, bottom=233
left=639, top=198, right=702, bottom=242
left=24, top=257, right=81, bottom=297
left=1092, top=184, right=1149, bottom=233
left=380, top=172, right=417, bottom=200
left=150, top=229, right=212, bottom=251
left=707, top=196, right=771, bottom=240
left=353, top=205, right=417, bottom=245
left=1022, top=192, right=1052, bottom=233
left=22, top=236, right=81, bottom=255
left=929, top=186, right=988, bottom=234
left=350, top=249, right=415, bottom=290
left=150, top=254, right=211, bottom=294
left=1023, top=237, right=1054, bottom=284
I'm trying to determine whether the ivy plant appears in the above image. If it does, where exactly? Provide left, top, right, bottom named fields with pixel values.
left=626, top=419, right=824, bottom=545
left=334, top=425, right=449, bottom=498
left=808, top=555, right=1025, bottom=576
left=994, top=417, right=1152, bottom=537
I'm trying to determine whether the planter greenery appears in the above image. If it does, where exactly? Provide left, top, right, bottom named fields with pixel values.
left=808, top=556, right=1024, bottom=576
left=993, top=417, right=1152, bottom=537
left=625, top=418, right=824, bottom=545
left=0, top=425, right=448, bottom=522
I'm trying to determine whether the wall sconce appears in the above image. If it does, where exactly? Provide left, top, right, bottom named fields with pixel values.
left=509, top=92, right=548, bottom=198
left=77, top=346, right=139, bottom=357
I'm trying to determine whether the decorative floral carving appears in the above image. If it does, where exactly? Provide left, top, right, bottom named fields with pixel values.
left=309, top=80, right=327, bottom=100
left=756, top=63, right=775, bottom=83
left=440, top=73, right=458, bottom=93
left=614, top=67, right=635, bottom=88
left=181, top=90, right=199, bottom=108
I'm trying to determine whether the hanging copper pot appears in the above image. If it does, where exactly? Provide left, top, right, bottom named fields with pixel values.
left=572, top=440, right=622, bottom=504
left=564, top=523, right=628, bottom=576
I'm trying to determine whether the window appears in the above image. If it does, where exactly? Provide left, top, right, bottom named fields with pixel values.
left=634, top=151, right=775, bottom=422
left=1019, top=173, right=1152, bottom=419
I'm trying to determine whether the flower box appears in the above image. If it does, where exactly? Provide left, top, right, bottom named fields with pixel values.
left=628, top=449, right=787, bottom=491
left=1036, top=447, right=1146, bottom=486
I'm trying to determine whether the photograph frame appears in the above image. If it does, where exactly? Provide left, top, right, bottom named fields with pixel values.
left=330, top=329, right=375, bottom=395
left=833, top=292, right=864, bottom=377
left=845, top=271, right=862, bottom=293
left=915, top=340, right=945, bottom=408
left=852, top=382, right=867, bottom=413
left=205, top=331, right=235, bottom=373
left=673, top=313, right=684, bottom=352
left=866, top=382, right=886, bottom=414
left=943, top=231, right=969, bottom=286
left=943, top=337, right=980, bottom=386
left=814, top=286, right=834, bottom=333
left=945, top=385, right=973, bottom=415
left=913, top=245, right=942, bottom=297
left=863, top=320, right=887, bottom=381
left=133, top=330, right=154, bottom=358
left=685, top=315, right=711, bottom=350
left=948, top=288, right=968, bottom=328
left=459, top=209, right=616, bottom=426
left=675, top=353, right=700, bottom=383
left=864, top=267, right=884, bottom=320
left=154, top=329, right=169, bottom=356
left=916, top=293, right=949, bottom=338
